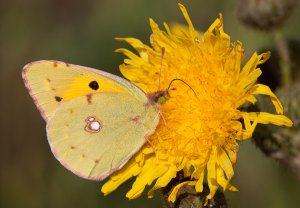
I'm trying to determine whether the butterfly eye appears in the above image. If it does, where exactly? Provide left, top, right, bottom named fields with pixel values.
left=89, top=81, right=99, bottom=90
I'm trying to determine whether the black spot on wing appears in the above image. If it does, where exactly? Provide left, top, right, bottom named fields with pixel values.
left=89, top=81, right=99, bottom=90
left=55, top=96, right=63, bottom=102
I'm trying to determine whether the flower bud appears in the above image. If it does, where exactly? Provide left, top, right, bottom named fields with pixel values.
left=236, top=0, right=298, bottom=30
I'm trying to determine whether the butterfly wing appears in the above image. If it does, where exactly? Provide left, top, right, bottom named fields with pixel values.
left=22, top=60, right=143, bottom=121
left=47, top=92, right=159, bottom=180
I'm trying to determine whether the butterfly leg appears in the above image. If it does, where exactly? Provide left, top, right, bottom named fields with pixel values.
left=159, top=110, right=193, bottom=151
left=145, top=136, right=157, bottom=155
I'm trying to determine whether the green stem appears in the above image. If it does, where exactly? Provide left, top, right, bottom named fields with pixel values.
left=273, top=30, right=292, bottom=87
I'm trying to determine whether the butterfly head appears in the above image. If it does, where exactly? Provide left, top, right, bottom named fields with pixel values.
left=147, top=78, right=196, bottom=106
left=147, top=90, right=170, bottom=105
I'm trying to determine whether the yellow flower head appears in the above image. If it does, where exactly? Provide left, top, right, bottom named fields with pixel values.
left=102, top=4, right=292, bottom=202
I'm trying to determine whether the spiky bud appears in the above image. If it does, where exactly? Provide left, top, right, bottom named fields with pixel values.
left=236, top=0, right=298, bottom=30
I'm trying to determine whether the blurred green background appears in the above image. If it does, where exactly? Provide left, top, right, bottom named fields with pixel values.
left=1, top=0, right=300, bottom=207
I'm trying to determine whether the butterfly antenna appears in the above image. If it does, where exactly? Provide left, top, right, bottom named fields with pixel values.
left=158, top=47, right=165, bottom=91
left=167, top=78, right=197, bottom=97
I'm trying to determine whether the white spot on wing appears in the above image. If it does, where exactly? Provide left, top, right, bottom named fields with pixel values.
left=84, top=116, right=102, bottom=133
left=90, top=121, right=101, bottom=130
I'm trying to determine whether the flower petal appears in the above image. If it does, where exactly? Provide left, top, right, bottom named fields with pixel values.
left=148, top=166, right=177, bottom=198
left=207, top=146, right=218, bottom=199
left=218, top=149, right=234, bottom=181
left=115, top=37, right=149, bottom=61
left=126, top=157, right=168, bottom=199
left=248, top=112, right=293, bottom=127
left=178, top=3, right=198, bottom=40
left=251, top=84, right=283, bottom=114
left=101, top=159, right=142, bottom=195
left=168, top=181, right=197, bottom=203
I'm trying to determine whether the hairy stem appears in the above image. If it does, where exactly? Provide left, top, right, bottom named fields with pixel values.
left=273, top=30, right=292, bottom=87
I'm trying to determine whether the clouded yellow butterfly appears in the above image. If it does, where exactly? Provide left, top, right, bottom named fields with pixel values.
left=22, top=60, right=168, bottom=180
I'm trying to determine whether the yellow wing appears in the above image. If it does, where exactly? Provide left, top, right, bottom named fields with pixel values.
left=47, top=92, right=159, bottom=180
left=22, top=60, right=144, bottom=121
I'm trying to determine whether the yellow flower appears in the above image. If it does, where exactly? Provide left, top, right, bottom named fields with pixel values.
left=102, top=3, right=292, bottom=202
